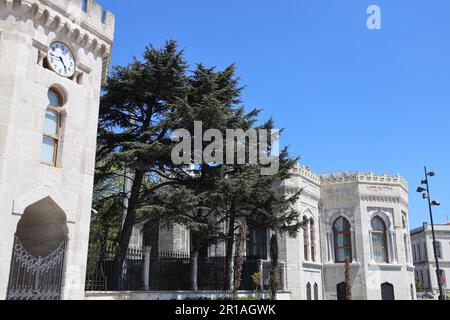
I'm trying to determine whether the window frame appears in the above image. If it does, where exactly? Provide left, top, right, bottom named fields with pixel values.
left=314, top=283, right=319, bottom=300
left=333, top=217, right=352, bottom=263
left=247, top=222, right=268, bottom=260
left=434, top=241, right=442, bottom=259
left=42, top=89, right=63, bottom=167
left=371, top=217, right=389, bottom=263
left=306, top=282, right=311, bottom=300
left=303, top=222, right=309, bottom=261
left=310, top=220, right=315, bottom=262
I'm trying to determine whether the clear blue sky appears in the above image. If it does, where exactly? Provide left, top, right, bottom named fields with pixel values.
left=97, top=0, right=450, bottom=228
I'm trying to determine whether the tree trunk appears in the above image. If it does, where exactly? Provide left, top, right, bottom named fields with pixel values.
left=225, top=208, right=236, bottom=292
left=111, top=170, right=145, bottom=290
left=233, top=224, right=247, bottom=299
left=344, top=256, right=352, bottom=300
left=269, top=234, right=279, bottom=300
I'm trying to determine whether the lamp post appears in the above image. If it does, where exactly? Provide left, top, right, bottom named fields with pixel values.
left=416, top=167, right=445, bottom=300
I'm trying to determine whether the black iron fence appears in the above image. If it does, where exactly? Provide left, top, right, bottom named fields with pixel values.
left=85, top=245, right=283, bottom=292
left=85, top=244, right=144, bottom=291
left=149, top=251, right=191, bottom=291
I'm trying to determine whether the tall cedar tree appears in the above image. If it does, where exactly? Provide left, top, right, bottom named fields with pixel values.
left=151, top=128, right=303, bottom=289
left=96, top=40, right=303, bottom=290
left=97, top=41, right=191, bottom=289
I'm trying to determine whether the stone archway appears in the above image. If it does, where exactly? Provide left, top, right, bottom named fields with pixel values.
left=7, top=197, right=68, bottom=300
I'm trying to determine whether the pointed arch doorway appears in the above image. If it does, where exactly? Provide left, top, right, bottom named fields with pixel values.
left=7, top=197, right=68, bottom=300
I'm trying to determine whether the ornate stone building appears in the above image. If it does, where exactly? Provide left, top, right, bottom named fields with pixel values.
left=411, top=222, right=450, bottom=299
left=0, top=0, right=114, bottom=300
left=132, top=166, right=416, bottom=300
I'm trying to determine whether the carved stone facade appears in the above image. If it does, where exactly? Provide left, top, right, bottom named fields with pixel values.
left=0, top=0, right=114, bottom=300
left=318, top=170, right=415, bottom=300
left=133, top=166, right=415, bottom=300
left=411, top=222, right=450, bottom=299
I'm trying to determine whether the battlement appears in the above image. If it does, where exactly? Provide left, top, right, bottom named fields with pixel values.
left=292, top=165, right=322, bottom=184
left=320, top=171, right=408, bottom=190
left=1, top=0, right=115, bottom=83
left=1, top=0, right=115, bottom=41
left=44, top=0, right=115, bottom=40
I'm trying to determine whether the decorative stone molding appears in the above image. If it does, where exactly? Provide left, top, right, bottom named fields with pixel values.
left=325, top=208, right=355, bottom=232
left=367, top=207, right=394, bottom=231
left=320, top=171, right=408, bottom=191
left=360, top=193, right=403, bottom=204
left=291, top=165, right=321, bottom=184
left=0, top=0, right=114, bottom=84
left=368, top=263, right=402, bottom=271
left=12, top=185, right=74, bottom=223
left=284, top=185, right=320, bottom=202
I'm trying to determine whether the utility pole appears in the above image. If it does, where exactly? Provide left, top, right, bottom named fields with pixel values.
left=417, top=167, right=445, bottom=300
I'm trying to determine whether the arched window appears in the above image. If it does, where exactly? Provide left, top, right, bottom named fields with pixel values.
left=314, top=283, right=319, bottom=300
left=310, top=220, right=315, bottom=262
left=247, top=220, right=267, bottom=260
left=417, top=244, right=421, bottom=260
left=371, top=217, right=388, bottom=263
left=381, top=282, right=395, bottom=300
left=303, top=221, right=309, bottom=261
left=402, top=212, right=408, bottom=229
left=410, top=284, right=414, bottom=300
left=423, top=242, right=427, bottom=259
left=333, top=217, right=352, bottom=263
left=439, top=270, right=447, bottom=288
left=41, top=88, right=63, bottom=166
left=306, top=282, right=311, bottom=300
left=434, top=241, right=442, bottom=259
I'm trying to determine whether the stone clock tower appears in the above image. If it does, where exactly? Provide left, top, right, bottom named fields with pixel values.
left=0, top=0, right=114, bottom=300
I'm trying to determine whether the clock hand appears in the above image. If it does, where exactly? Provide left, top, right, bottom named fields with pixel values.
left=59, top=56, right=67, bottom=71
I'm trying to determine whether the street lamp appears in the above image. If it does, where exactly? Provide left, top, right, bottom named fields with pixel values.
left=416, top=167, right=445, bottom=300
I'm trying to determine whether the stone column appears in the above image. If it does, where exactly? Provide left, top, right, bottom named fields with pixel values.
left=143, top=246, right=151, bottom=291
left=307, top=221, right=312, bottom=262
left=258, top=259, right=264, bottom=292
left=351, top=228, right=357, bottom=263
left=190, top=252, right=198, bottom=291
left=389, top=231, right=397, bottom=264
left=327, top=231, right=333, bottom=262
left=279, top=262, right=287, bottom=291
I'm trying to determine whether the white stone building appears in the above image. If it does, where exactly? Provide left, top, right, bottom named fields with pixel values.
left=0, top=0, right=114, bottom=300
left=411, top=222, right=450, bottom=299
left=131, top=167, right=416, bottom=300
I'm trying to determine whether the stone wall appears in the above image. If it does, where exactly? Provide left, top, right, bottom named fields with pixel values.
left=0, top=0, right=113, bottom=300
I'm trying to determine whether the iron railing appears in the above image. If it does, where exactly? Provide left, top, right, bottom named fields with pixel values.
left=85, top=245, right=282, bottom=292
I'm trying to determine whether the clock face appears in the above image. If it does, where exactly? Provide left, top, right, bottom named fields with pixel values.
left=48, top=42, right=76, bottom=78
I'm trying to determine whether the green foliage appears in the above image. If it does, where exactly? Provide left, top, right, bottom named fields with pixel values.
left=93, top=39, right=303, bottom=289
left=415, top=279, right=424, bottom=292
left=251, top=272, right=262, bottom=289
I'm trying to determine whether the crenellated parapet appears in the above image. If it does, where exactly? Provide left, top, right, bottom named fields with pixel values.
left=291, top=165, right=321, bottom=185
left=320, top=171, right=408, bottom=191
left=0, top=0, right=115, bottom=83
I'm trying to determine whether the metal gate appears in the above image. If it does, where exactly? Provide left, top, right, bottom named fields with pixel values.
left=6, top=236, right=66, bottom=300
